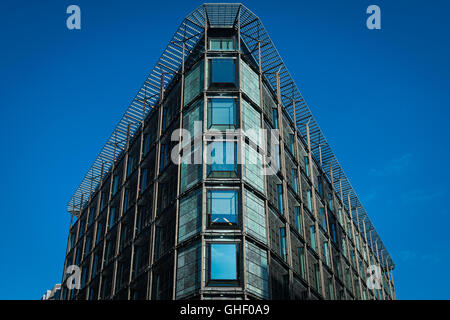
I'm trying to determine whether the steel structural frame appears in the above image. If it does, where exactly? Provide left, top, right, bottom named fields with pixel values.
left=67, top=3, right=394, bottom=270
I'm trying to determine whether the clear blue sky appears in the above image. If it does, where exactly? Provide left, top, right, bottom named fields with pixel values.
left=0, top=0, right=449, bottom=300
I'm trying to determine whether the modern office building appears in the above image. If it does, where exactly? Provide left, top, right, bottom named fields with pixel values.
left=60, top=3, right=396, bottom=300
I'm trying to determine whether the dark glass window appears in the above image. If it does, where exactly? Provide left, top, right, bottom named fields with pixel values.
left=298, top=247, right=306, bottom=279
left=272, top=108, right=278, bottom=129
left=84, top=235, right=92, bottom=255
left=161, top=108, right=168, bottom=131
left=91, top=253, right=99, bottom=278
left=314, top=263, right=321, bottom=291
left=127, top=156, right=135, bottom=176
left=143, top=133, right=151, bottom=155
left=207, top=190, right=238, bottom=226
left=289, top=134, right=295, bottom=153
left=277, top=184, right=284, bottom=214
left=320, top=207, right=327, bottom=229
left=207, top=141, right=237, bottom=177
left=323, top=241, right=330, bottom=266
left=112, top=174, right=120, bottom=195
left=294, top=206, right=302, bottom=234
left=208, top=243, right=239, bottom=285
left=140, top=168, right=148, bottom=193
left=280, top=227, right=287, bottom=261
left=209, top=58, right=236, bottom=85
left=328, top=193, right=333, bottom=211
left=310, top=225, right=317, bottom=251
left=78, top=220, right=85, bottom=239
left=208, top=98, right=236, bottom=129
left=88, top=207, right=95, bottom=226
left=123, top=188, right=129, bottom=212
left=108, top=207, right=116, bottom=228
left=317, top=176, right=323, bottom=196
left=96, top=221, right=103, bottom=244
left=306, top=189, right=312, bottom=212
left=159, top=144, right=167, bottom=170
left=304, top=156, right=309, bottom=177
left=275, top=145, right=281, bottom=172
left=292, top=168, right=299, bottom=193
left=100, top=192, right=107, bottom=210
left=331, top=223, right=337, bottom=243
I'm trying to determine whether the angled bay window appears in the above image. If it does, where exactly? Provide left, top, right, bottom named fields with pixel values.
left=207, top=190, right=239, bottom=226
left=208, top=58, right=236, bottom=87
left=208, top=243, right=239, bottom=286
left=207, top=141, right=238, bottom=177
left=209, top=38, right=234, bottom=51
left=208, top=98, right=237, bottom=129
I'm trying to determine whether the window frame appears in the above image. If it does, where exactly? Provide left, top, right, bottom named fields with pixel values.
left=208, top=57, right=237, bottom=87
left=207, top=140, right=238, bottom=177
left=207, top=189, right=240, bottom=228
left=207, top=242, right=240, bottom=286
left=209, top=37, right=235, bottom=51
left=207, top=97, right=238, bottom=129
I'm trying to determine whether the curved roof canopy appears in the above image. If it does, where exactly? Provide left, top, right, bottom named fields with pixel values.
left=67, top=3, right=394, bottom=270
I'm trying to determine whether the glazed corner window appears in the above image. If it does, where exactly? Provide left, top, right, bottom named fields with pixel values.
left=207, top=141, right=238, bottom=177
left=207, top=190, right=238, bottom=226
left=209, top=38, right=234, bottom=51
left=208, top=98, right=237, bottom=129
left=208, top=243, right=239, bottom=285
left=209, top=58, right=236, bottom=86
left=310, top=225, right=317, bottom=251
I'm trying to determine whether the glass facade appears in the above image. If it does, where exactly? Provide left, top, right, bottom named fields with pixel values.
left=61, top=11, right=395, bottom=301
